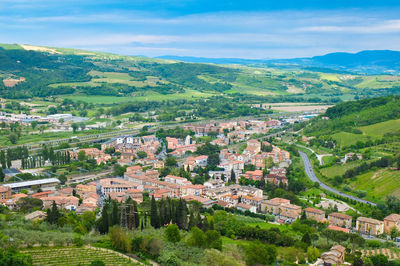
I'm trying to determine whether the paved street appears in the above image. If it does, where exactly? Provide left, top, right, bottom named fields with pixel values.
left=299, top=150, right=376, bottom=206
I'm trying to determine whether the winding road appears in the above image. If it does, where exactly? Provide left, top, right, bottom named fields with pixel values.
left=299, top=150, right=376, bottom=206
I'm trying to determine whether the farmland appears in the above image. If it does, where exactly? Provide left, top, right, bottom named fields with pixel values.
left=21, top=246, right=140, bottom=266
left=347, top=169, right=400, bottom=202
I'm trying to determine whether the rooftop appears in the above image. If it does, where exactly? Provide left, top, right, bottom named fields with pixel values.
left=3, top=178, right=60, bottom=189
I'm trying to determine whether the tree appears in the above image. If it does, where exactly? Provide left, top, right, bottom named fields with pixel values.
left=8, top=133, right=18, bottom=144
left=46, top=201, right=61, bottom=225
left=97, top=202, right=110, bottom=234
left=0, top=151, right=6, bottom=169
left=230, top=169, right=236, bottom=183
left=31, top=120, right=38, bottom=129
left=165, top=224, right=181, bottom=243
left=390, top=226, right=399, bottom=240
left=109, top=226, right=131, bottom=253
left=370, top=254, right=388, bottom=266
left=187, top=227, right=206, bottom=248
left=77, top=150, right=86, bottom=161
left=137, top=151, right=147, bottom=159
left=80, top=122, right=86, bottom=131
left=150, top=196, right=160, bottom=228
left=71, top=123, right=79, bottom=133
left=90, top=260, right=105, bottom=266
left=307, top=246, right=320, bottom=263
left=7, top=154, right=16, bottom=168
left=16, top=197, right=43, bottom=213
left=165, top=157, right=177, bottom=167
left=244, top=240, right=277, bottom=266
left=58, top=118, right=64, bottom=125
left=302, top=232, right=311, bottom=246
left=205, top=230, right=222, bottom=250
left=207, top=154, right=220, bottom=168
left=0, top=248, right=33, bottom=265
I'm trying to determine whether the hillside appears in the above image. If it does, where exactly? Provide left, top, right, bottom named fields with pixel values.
left=304, top=96, right=400, bottom=139
left=1, top=44, right=400, bottom=102
left=302, top=96, right=400, bottom=202
left=160, top=50, right=400, bottom=75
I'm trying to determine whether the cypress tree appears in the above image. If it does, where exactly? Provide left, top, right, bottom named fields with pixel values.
left=231, top=169, right=236, bottom=183
left=0, top=150, right=6, bottom=169
left=99, top=203, right=110, bottom=234
left=159, top=199, right=166, bottom=226
left=150, top=196, right=159, bottom=228
left=6, top=151, right=12, bottom=168
left=133, top=201, right=139, bottom=228
left=111, top=200, right=119, bottom=226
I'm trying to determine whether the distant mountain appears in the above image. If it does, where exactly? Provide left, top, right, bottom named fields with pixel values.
left=158, top=50, right=400, bottom=74
left=1, top=44, right=400, bottom=101
left=156, top=56, right=265, bottom=65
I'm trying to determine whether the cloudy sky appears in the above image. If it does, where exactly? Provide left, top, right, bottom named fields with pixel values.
left=1, top=0, right=400, bottom=58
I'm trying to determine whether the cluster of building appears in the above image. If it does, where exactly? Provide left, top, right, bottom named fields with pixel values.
left=0, top=181, right=98, bottom=214
left=101, top=135, right=163, bottom=165
left=0, top=112, right=87, bottom=125
left=70, top=148, right=112, bottom=165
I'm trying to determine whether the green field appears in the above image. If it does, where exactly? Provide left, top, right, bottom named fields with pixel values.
left=331, top=132, right=370, bottom=146
left=63, top=89, right=216, bottom=104
left=21, top=246, right=140, bottom=266
left=320, top=160, right=369, bottom=178
left=348, top=169, right=400, bottom=201
left=359, top=118, right=400, bottom=138
left=331, top=118, right=400, bottom=147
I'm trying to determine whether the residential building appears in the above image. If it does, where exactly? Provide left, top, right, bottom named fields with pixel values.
left=304, top=207, right=325, bottom=222
left=262, top=197, right=290, bottom=214
left=328, top=212, right=352, bottom=229
left=320, top=245, right=346, bottom=266
left=356, top=217, right=384, bottom=236
left=278, top=210, right=300, bottom=223
left=384, top=214, right=400, bottom=234
left=244, top=170, right=264, bottom=181
left=99, top=178, right=139, bottom=196
left=42, top=196, right=79, bottom=211
left=236, top=202, right=257, bottom=213
left=0, top=186, right=11, bottom=201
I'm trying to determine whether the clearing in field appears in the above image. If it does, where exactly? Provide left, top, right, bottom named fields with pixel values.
left=20, top=44, right=61, bottom=54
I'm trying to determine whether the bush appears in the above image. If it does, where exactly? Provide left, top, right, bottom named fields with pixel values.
left=109, top=226, right=131, bottom=253
left=165, top=224, right=181, bottom=243
left=74, top=236, right=83, bottom=247
left=244, top=241, right=277, bottom=266
left=90, top=259, right=106, bottom=266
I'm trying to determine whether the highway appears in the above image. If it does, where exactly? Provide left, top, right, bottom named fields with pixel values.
left=299, top=150, right=376, bottom=206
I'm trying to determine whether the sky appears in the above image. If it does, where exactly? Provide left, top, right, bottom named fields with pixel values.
left=1, top=0, right=400, bottom=59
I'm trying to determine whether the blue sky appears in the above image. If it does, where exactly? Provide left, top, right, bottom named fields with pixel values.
left=1, top=0, right=400, bottom=58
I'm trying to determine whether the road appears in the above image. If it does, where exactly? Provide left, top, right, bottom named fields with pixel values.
left=299, top=150, right=376, bottom=206
left=1, top=114, right=270, bottom=152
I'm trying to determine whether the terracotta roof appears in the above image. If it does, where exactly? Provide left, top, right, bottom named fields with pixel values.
left=357, top=216, right=383, bottom=225
left=305, top=207, right=325, bottom=215
left=384, top=213, right=400, bottom=222
left=329, top=212, right=352, bottom=220
left=328, top=225, right=350, bottom=233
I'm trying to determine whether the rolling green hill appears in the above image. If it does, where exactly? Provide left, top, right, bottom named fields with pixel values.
left=303, top=96, right=400, bottom=202
left=1, top=44, right=400, bottom=102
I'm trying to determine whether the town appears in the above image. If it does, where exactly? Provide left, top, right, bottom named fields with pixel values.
left=1, top=113, right=400, bottom=265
